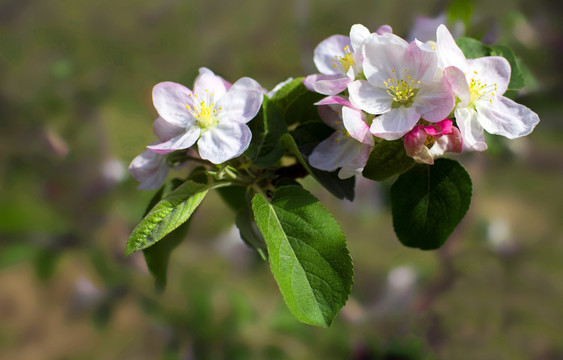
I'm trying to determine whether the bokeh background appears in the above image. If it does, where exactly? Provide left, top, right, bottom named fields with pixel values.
left=1, top=0, right=562, bottom=359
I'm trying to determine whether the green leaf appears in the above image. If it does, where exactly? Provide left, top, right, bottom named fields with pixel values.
left=142, top=179, right=192, bottom=291
left=245, top=96, right=287, bottom=167
left=391, top=159, right=472, bottom=250
left=235, top=205, right=267, bottom=260
left=125, top=180, right=209, bottom=255
left=363, top=139, right=415, bottom=181
left=252, top=185, right=353, bottom=327
left=456, top=37, right=491, bottom=59
left=270, top=77, right=324, bottom=126
left=280, top=133, right=355, bottom=201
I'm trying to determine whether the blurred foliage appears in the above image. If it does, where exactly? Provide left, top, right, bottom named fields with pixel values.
left=0, top=0, right=562, bottom=359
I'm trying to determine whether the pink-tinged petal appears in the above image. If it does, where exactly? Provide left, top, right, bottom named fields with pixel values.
left=405, top=40, right=438, bottom=84
left=308, top=134, right=359, bottom=172
left=414, top=77, right=455, bottom=122
left=436, top=24, right=467, bottom=71
left=370, top=107, right=420, bottom=140
left=467, top=56, right=511, bottom=96
left=197, top=122, right=252, bottom=164
left=317, top=104, right=344, bottom=130
left=304, top=74, right=349, bottom=95
left=375, top=25, right=393, bottom=35
left=129, top=147, right=169, bottom=190
left=314, top=35, right=352, bottom=75
left=455, top=108, right=487, bottom=151
left=342, top=106, right=374, bottom=145
left=362, top=33, right=409, bottom=86
left=444, top=66, right=471, bottom=107
left=147, top=127, right=201, bottom=154
left=404, top=125, right=428, bottom=157
left=315, top=95, right=352, bottom=107
left=348, top=80, right=392, bottom=114
left=338, top=143, right=372, bottom=179
left=440, top=125, right=463, bottom=153
left=423, top=119, right=453, bottom=136
left=152, top=82, right=196, bottom=127
left=216, top=77, right=263, bottom=124
left=313, top=75, right=351, bottom=95
left=193, top=70, right=228, bottom=100
left=198, top=67, right=232, bottom=90
left=153, top=116, right=184, bottom=142
left=475, top=96, right=540, bottom=139
left=350, top=24, right=370, bottom=53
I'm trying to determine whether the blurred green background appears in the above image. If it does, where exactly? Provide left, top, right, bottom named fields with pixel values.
left=1, top=0, right=562, bottom=359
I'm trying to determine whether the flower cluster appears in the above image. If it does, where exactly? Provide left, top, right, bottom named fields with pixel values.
left=129, top=24, right=540, bottom=189
left=304, top=24, right=539, bottom=177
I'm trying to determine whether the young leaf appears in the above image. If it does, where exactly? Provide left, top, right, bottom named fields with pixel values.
left=363, top=139, right=415, bottom=182
left=142, top=179, right=191, bottom=291
left=391, top=159, right=472, bottom=250
left=125, top=180, right=209, bottom=255
left=280, top=133, right=355, bottom=201
left=245, top=96, right=287, bottom=168
left=252, top=185, right=353, bottom=327
left=270, top=77, right=324, bottom=126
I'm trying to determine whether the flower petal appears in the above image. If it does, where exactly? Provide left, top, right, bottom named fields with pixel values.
left=317, top=103, right=344, bottom=130
left=348, top=80, right=392, bottom=114
left=129, top=147, right=169, bottom=190
left=308, top=134, right=359, bottom=172
left=370, top=107, right=420, bottom=140
left=350, top=24, right=370, bottom=53
left=198, top=67, right=232, bottom=90
left=303, top=74, right=350, bottom=95
left=362, top=33, right=409, bottom=86
left=197, top=121, right=252, bottom=164
left=194, top=69, right=228, bottom=100
left=413, top=77, right=455, bottom=122
left=153, top=116, right=184, bottom=142
left=467, top=56, right=511, bottom=96
left=375, top=25, right=393, bottom=35
left=313, top=35, right=352, bottom=75
left=216, top=77, right=263, bottom=124
left=455, top=108, right=487, bottom=151
left=338, top=143, right=372, bottom=179
left=444, top=66, right=471, bottom=107
left=405, top=40, right=439, bottom=84
left=436, top=24, right=467, bottom=71
left=152, top=82, right=196, bottom=127
left=147, top=127, right=201, bottom=154
left=475, top=96, right=540, bottom=139
left=342, top=106, right=374, bottom=145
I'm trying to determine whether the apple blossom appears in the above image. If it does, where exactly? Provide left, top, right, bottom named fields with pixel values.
left=148, top=67, right=263, bottom=164
left=436, top=25, right=540, bottom=151
left=403, top=119, right=462, bottom=164
left=308, top=96, right=374, bottom=179
left=303, top=24, right=392, bottom=95
left=348, top=33, right=455, bottom=140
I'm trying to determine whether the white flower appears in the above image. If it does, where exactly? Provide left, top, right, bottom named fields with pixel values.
left=348, top=33, right=455, bottom=140
left=309, top=96, right=374, bottom=179
left=436, top=25, right=540, bottom=151
left=303, top=24, right=392, bottom=95
left=148, top=67, right=263, bottom=164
